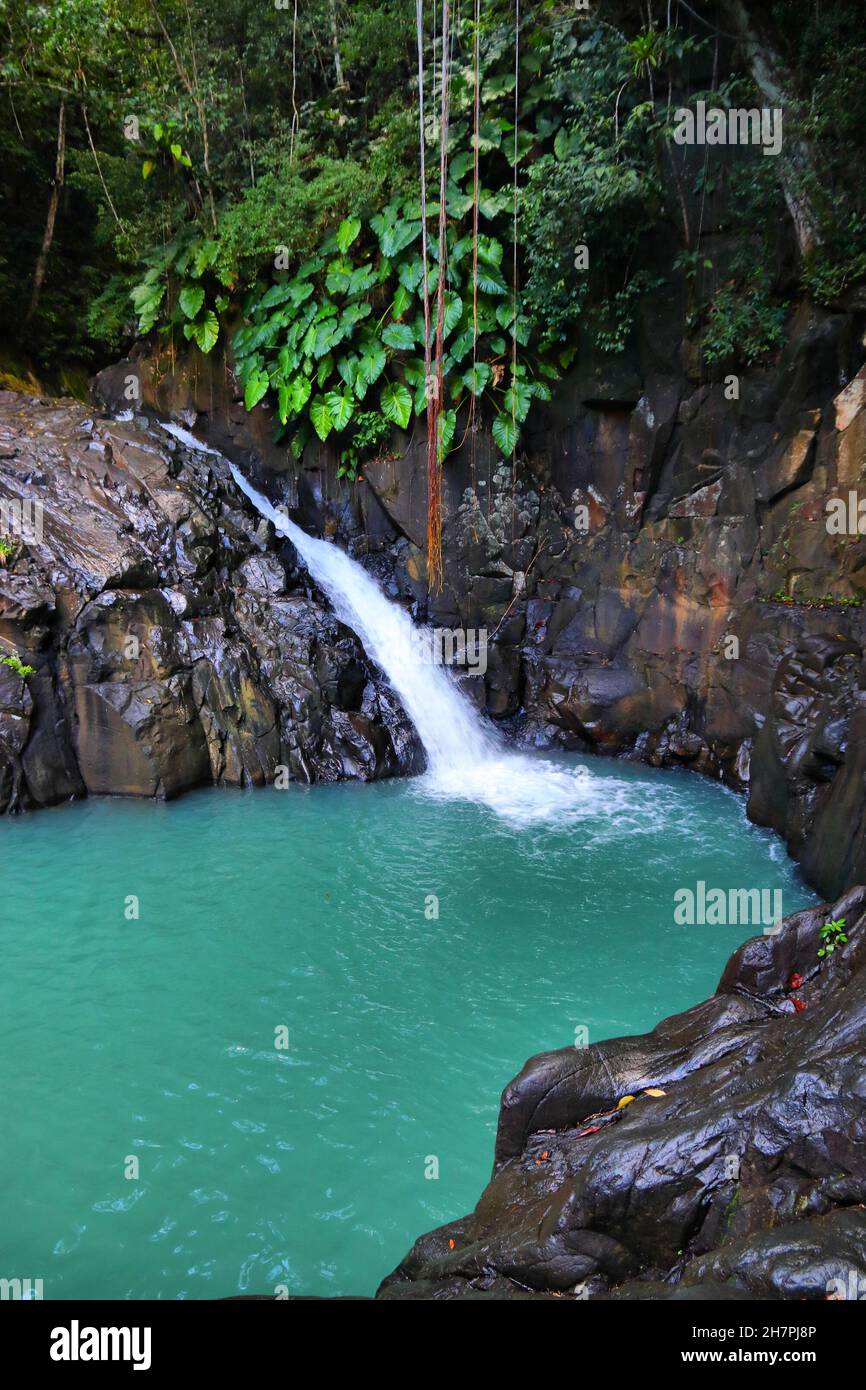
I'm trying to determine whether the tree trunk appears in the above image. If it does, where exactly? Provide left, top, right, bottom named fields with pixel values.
left=720, top=0, right=822, bottom=260
left=26, top=99, right=67, bottom=323
left=329, top=0, right=345, bottom=88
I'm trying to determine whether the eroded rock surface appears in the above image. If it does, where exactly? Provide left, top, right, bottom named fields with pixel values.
left=91, top=303, right=866, bottom=899
left=0, top=391, right=421, bottom=811
left=379, top=889, right=866, bottom=1300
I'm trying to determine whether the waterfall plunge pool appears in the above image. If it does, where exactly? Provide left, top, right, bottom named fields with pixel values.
left=0, top=755, right=814, bottom=1298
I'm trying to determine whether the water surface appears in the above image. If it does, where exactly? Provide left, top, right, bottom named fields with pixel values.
left=0, top=757, right=813, bottom=1298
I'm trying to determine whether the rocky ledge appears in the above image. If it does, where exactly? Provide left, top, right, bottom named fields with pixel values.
left=0, top=391, right=420, bottom=813
left=379, top=889, right=866, bottom=1300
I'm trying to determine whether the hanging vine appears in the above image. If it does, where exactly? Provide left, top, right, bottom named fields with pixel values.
left=470, top=0, right=481, bottom=511
left=427, top=0, right=452, bottom=593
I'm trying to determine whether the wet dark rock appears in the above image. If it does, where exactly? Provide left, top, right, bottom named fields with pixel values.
left=380, top=888, right=866, bottom=1301
left=0, top=392, right=421, bottom=811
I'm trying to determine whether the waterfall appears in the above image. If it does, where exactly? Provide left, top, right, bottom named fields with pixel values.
left=162, top=422, right=594, bottom=821
left=227, top=462, right=496, bottom=779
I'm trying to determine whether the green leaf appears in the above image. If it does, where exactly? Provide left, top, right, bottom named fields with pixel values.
left=325, top=267, right=351, bottom=295
left=310, top=396, right=335, bottom=441
left=256, top=281, right=296, bottom=313
left=450, top=235, right=473, bottom=266
left=463, top=362, right=492, bottom=396
left=504, top=379, right=533, bottom=423
left=336, top=216, right=362, bottom=254
left=288, top=281, right=315, bottom=309
left=188, top=310, right=219, bottom=353
left=296, top=255, right=325, bottom=281
left=483, top=72, right=516, bottom=101
left=402, top=358, right=426, bottom=387
left=358, top=344, right=387, bottom=387
left=478, top=188, right=510, bottom=220
left=290, top=376, right=312, bottom=413
left=443, top=291, right=463, bottom=337
left=277, top=383, right=291, bottom=425
left=277, top=345, right=299, bottom=378
left=382, top=322, right=416, bottom=352
left=348, top=264, right=377, bottom=296
left=437, top=409, right=457, bottom=453
left=449, top=330, right=475, bottom=364
left=142, top=159, right=155, bottom=180
left=193, top=240, right=219, bottom=277
left=446, top=189, right=475, bottom=218
left=179, top=284, right=206, bottom=320
left=477, top=263, right=508, bottom=295
left=341, top=302, right=372, bottom=330
left=337, top=355, right=358, bottom=388
left=392, top=284, right=413, bottom=320
left=380, top=382, right=412, bottom=430
left=325, top=388, right=355, bottom=431
left=244, top=369, right=270, bottom=411
left=477, top=235, right=504, bottom=268
left=554, top=127, right=580, bottom=161
left=313, top=321, right=338, bottom=359
left=371, top=215, right=421, bottom=258
left=492, top=412, right=519, bottom=455
left=130, top=279, right=165, bottom=332
left=398, top=257, right=425, bottom=293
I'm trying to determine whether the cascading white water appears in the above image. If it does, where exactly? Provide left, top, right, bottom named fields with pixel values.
left=228, top=462, right=495, bottom=777
left=162, top=422, right=595, bottom=821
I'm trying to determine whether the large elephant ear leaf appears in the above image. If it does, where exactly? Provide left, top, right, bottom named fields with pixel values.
left=325, top=388, right=355, bottom=432
left=179, top=284, right=206, bottom=319
left=358, top=343, right=387, bottom=388
left=185, top=309, right=219, bottom=353
left=504, top=379, right=533, bottom=423
left=437, top=409, right=457, bottom=454
left=310, top=395, right=335, bottom=441
left=244, top=368, right=270, bottom=412
left=290, top=375, right=312, bottom=413
left=380, top=381, right=413, bottom=430
left=442, top=291, right=463, bottom=337
left=463, top=362, right=492, bottom=396
left=381, top=321, right=416, bottom=352
left=492, top=411, right=519, bottom=455
left=336, top=216, right=362, bottom=255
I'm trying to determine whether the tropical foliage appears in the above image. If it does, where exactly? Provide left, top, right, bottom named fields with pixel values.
left=1, top=0, right=864, bottom=439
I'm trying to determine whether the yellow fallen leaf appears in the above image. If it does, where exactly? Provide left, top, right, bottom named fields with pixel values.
left=616, top=1095, right=635, bottom=1110
left=644, top=1088, right=667, bottom=1097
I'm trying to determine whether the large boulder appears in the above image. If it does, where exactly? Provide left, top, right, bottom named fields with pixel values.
left=380, top=887, right=866, bottom=1300
left=0, top=391, right=421, bottom=811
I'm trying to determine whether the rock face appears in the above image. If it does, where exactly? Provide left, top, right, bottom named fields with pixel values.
left=379, top=888, right=866, bottom=1301
left=0, top=392, right=421, bottom=812
left=91, top=302, right=866, bottom=901
left=370, top=324, right=866, bottom=904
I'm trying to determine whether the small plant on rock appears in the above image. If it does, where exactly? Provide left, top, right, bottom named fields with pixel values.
left=818, top=917, right=848, bottom=958
left=0, top=654, right=34, bottom=679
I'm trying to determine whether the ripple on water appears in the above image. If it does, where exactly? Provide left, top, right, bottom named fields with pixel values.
left=0, top=755, right=814, bottom=1298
